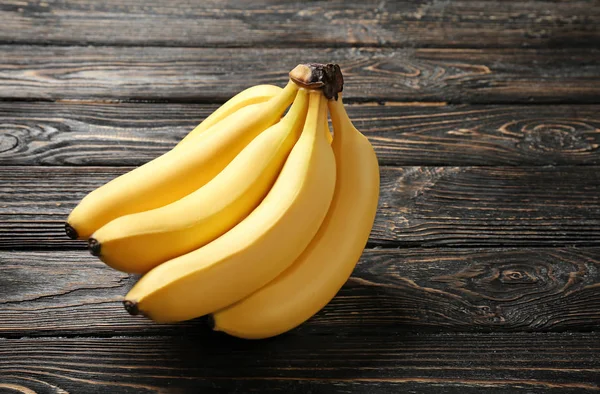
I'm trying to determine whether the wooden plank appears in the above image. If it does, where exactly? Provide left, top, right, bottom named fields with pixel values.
left=1, top=102, right=599, bottom=167
left=375, top=166, right=600, bottom=247
left=1, top=46, right=598, bottom=103
left=1, top=248, right=600, bottom=336
left=0, top=0, right=598, bottom=48
left=0, top=333, right=598, bottom=393
left=1, top=166, right=599, bottom=249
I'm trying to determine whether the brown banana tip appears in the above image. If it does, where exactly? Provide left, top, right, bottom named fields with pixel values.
left=65, top=222, right=79, bottom=239
left=123, top=300, right=140, bottom=316
left=289, top=63, right=344, bottom=100
left=88, top=238, right=101, bottom=257
left=206, top=315, right=216, bottom=330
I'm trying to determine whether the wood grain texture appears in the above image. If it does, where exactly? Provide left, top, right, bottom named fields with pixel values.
left=0, top=1, right=598, bottom=391
left=1, top=248, right=600, bottom=336
left=1, top=46, right=599, bottom=103
left=0, top=0, right=598, bottom=48
left=1, top=166, right=599, bottom=249
left=375, top=166, right=600, bottom=247
left=1, top=102, right=599, bottom=166
left=0, top=333, right=598, bottom=393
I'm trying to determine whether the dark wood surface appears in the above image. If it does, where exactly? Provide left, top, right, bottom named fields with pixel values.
left=1, top=333, right=599, bottom=393
left=1, top=0, right=598, bottom=48
left=1, top=1, right=599, bottom=393
left=2, top=166, right=600, bottom=249
left=2, top=248, right=600, bottom=337
left=1, top=46, right=598, bottom=103
left=2, top=102, right=599, bottom=166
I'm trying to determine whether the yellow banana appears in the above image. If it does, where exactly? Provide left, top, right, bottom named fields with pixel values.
left=66, top=81, right=298, bottom=240
left=178, top=84, right=282, bottom=146
left=123, top=90, right=336, bottom=322
left=324, top=107, right=333, bottom=143
left=211, top=94, right=380, bottom=339
left=89, top=90, right=309, bottom=274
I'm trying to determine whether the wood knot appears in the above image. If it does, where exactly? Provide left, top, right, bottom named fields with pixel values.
left=433, top=262, right=555, bottom=302
left=475, top=305, right=505, bottom=323
left=0, top=132, right=19, bottom=154
left=513, top=120, right=599, bottom=155
left=499, top=269, right=537, bottom=284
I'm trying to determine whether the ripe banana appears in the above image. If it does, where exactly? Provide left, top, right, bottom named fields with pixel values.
left=178, top=84, right=281, bottom=146
left=211, top=94, right=380, bottom=339
left=66, top=81, right=298, bottom=240
left=123, top=90, right=336, bottom=322
left=324, top=107, right=333, bottom=144
left=89, top=89, right=309, bottom=274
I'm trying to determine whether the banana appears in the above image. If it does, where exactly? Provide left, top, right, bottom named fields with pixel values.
left=178, top=84, right=282, bottom=146
left=89, top=90, right=309, bottom=274
left=324, top=107, right=333, bottom=144
left=66, top=81, right=298, bottom=240
left=123, top=90, right=336, bottom=322
left=211, top=94, right=380, bottom=339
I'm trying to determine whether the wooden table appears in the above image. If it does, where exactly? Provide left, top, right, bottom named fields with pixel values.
left=1, top=1, right=599, bottom=392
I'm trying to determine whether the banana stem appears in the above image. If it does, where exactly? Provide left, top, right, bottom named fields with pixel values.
left=289, top=63, right=344, bottom=100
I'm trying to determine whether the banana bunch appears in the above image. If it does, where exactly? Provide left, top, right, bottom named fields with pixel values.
left=66, top=63, right=380, bottom=339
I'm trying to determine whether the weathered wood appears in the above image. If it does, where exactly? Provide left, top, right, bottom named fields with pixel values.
left=0, top=1, right=598, bottom=391
left=1, top=46, right=598, bottom=103
left=1, top=102, right=599, bottom=166
left=1, top=248, right=599, bottom=336
left=375, top=166, right=600, bottom=247
left=1, top=166, right=599, bottom=249
left=0, top=0, right=598, bottom=48
left=0, top=333, right=598, bottom=393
